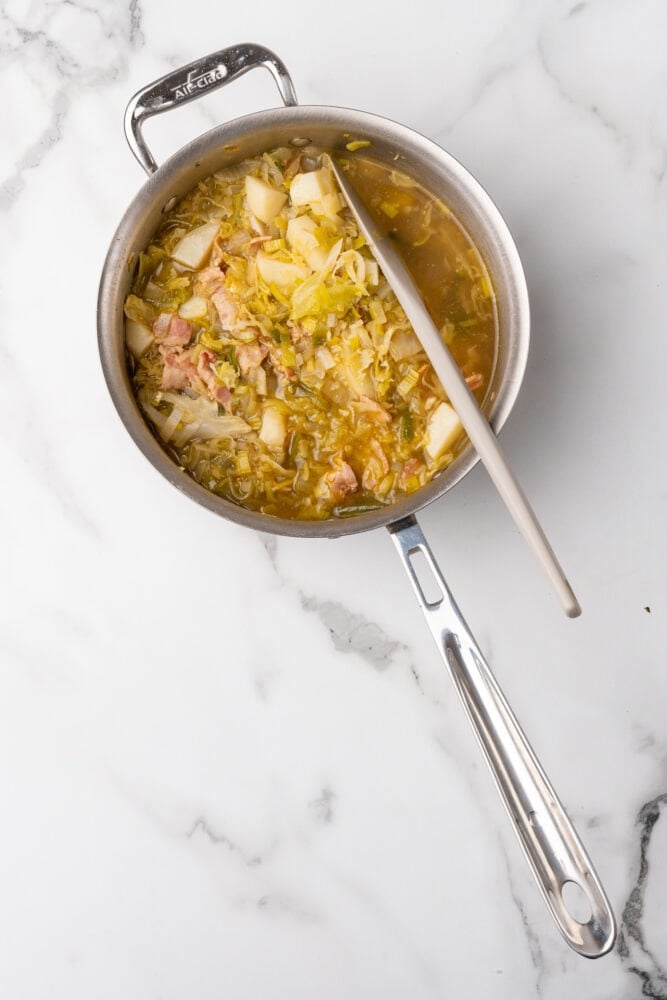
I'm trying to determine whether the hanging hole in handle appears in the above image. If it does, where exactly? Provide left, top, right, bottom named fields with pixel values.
left=407, top=548, right=444, bottom=608
left=561, top=880, right=592, bottom=925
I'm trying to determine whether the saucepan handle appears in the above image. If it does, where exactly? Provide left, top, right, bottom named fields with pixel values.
left=388, top=515, right=616, bottom=958
left=124, top=43, right=298, bottom=176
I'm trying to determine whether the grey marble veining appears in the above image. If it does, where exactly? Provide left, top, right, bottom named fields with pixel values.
left=617, top=793, right=667, bottom=997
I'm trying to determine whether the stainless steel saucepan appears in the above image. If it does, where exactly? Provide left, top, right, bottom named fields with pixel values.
left=98, top=43, right=615, bottom=957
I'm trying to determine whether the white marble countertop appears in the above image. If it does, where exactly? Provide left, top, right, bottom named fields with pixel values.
left=3, top=1, right=666, bottom=996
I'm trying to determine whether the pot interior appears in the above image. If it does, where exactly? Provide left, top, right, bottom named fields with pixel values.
left=98, top=106, right=529, bottom=537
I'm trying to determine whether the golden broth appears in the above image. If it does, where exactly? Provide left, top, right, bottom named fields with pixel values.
left=344, top=156, right=497, bottom=400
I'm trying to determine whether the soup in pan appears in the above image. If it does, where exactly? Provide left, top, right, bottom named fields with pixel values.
left=124, top=148, right=497, bottom=519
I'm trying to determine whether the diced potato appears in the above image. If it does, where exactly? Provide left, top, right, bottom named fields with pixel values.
left=285, top=216, right=328, bottom=270
left=389, top=329, right=422, bottom=362
left=289, top=168, right=335, bottom=206
left=245, top=175, right=288, bottom=223
left=171, top=221, right=220, bottom=269
left=305, top=245, right=329, bottom=271
left=259, top=405, right=287, bottom=450
left=256, top=251, right=308, bottom=290
left=125, top=319, right=153, bottom=359
left=424, top=402, right=462, bottom=460
left=314, top=192, right=344, bottom=219
left=315, top=347, right=336, bottom=372
left=364, top=259, right=379, bottom=285
left=247, top=365, right=267, bottom=396
left=178, top=295, right=208, bottom=320
left=286, top=216, right=319, bottom=256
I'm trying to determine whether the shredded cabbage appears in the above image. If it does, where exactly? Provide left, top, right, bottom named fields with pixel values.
left=125, top=146, right=496, bottom=519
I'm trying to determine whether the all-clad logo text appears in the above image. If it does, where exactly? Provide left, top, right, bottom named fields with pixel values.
left=171, top=64, right=227, bottom=100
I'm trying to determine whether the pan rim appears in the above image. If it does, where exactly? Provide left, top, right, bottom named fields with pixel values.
left=98, top=104, right=530, bottom=538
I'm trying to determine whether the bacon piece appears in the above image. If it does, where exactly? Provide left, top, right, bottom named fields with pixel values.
left=258, top=332, right=296, bottom=382
left=353, top=395, right=392, bottom=424
left=153, top=313, right=171, bottom=340
left=159, top=345, right=230, bottom=404
left=236, top=342, right=268, bottom=378
left=211, top=287, right=238, bottom=330
left=159, top=345, right=201, bottom=393
left=165, top=316, right=192, bottom=346
left=212, top=385, right=232, bottom=409
left=325, top=462, right=358, bottom=500
left=197, top=349, right=240, bottom=408
left=196, top=265, right=226, bottom=295
left=195, top=349, right=222, bottom=398
left=153, top=312, right=192, bottom=347
left=195, top=266, right=239, bottom=330
left=399, top=458, right=422, bottom=489
left=465, top=372, right=484, bottom=391
left=161, top=358, right=189, bottom=391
